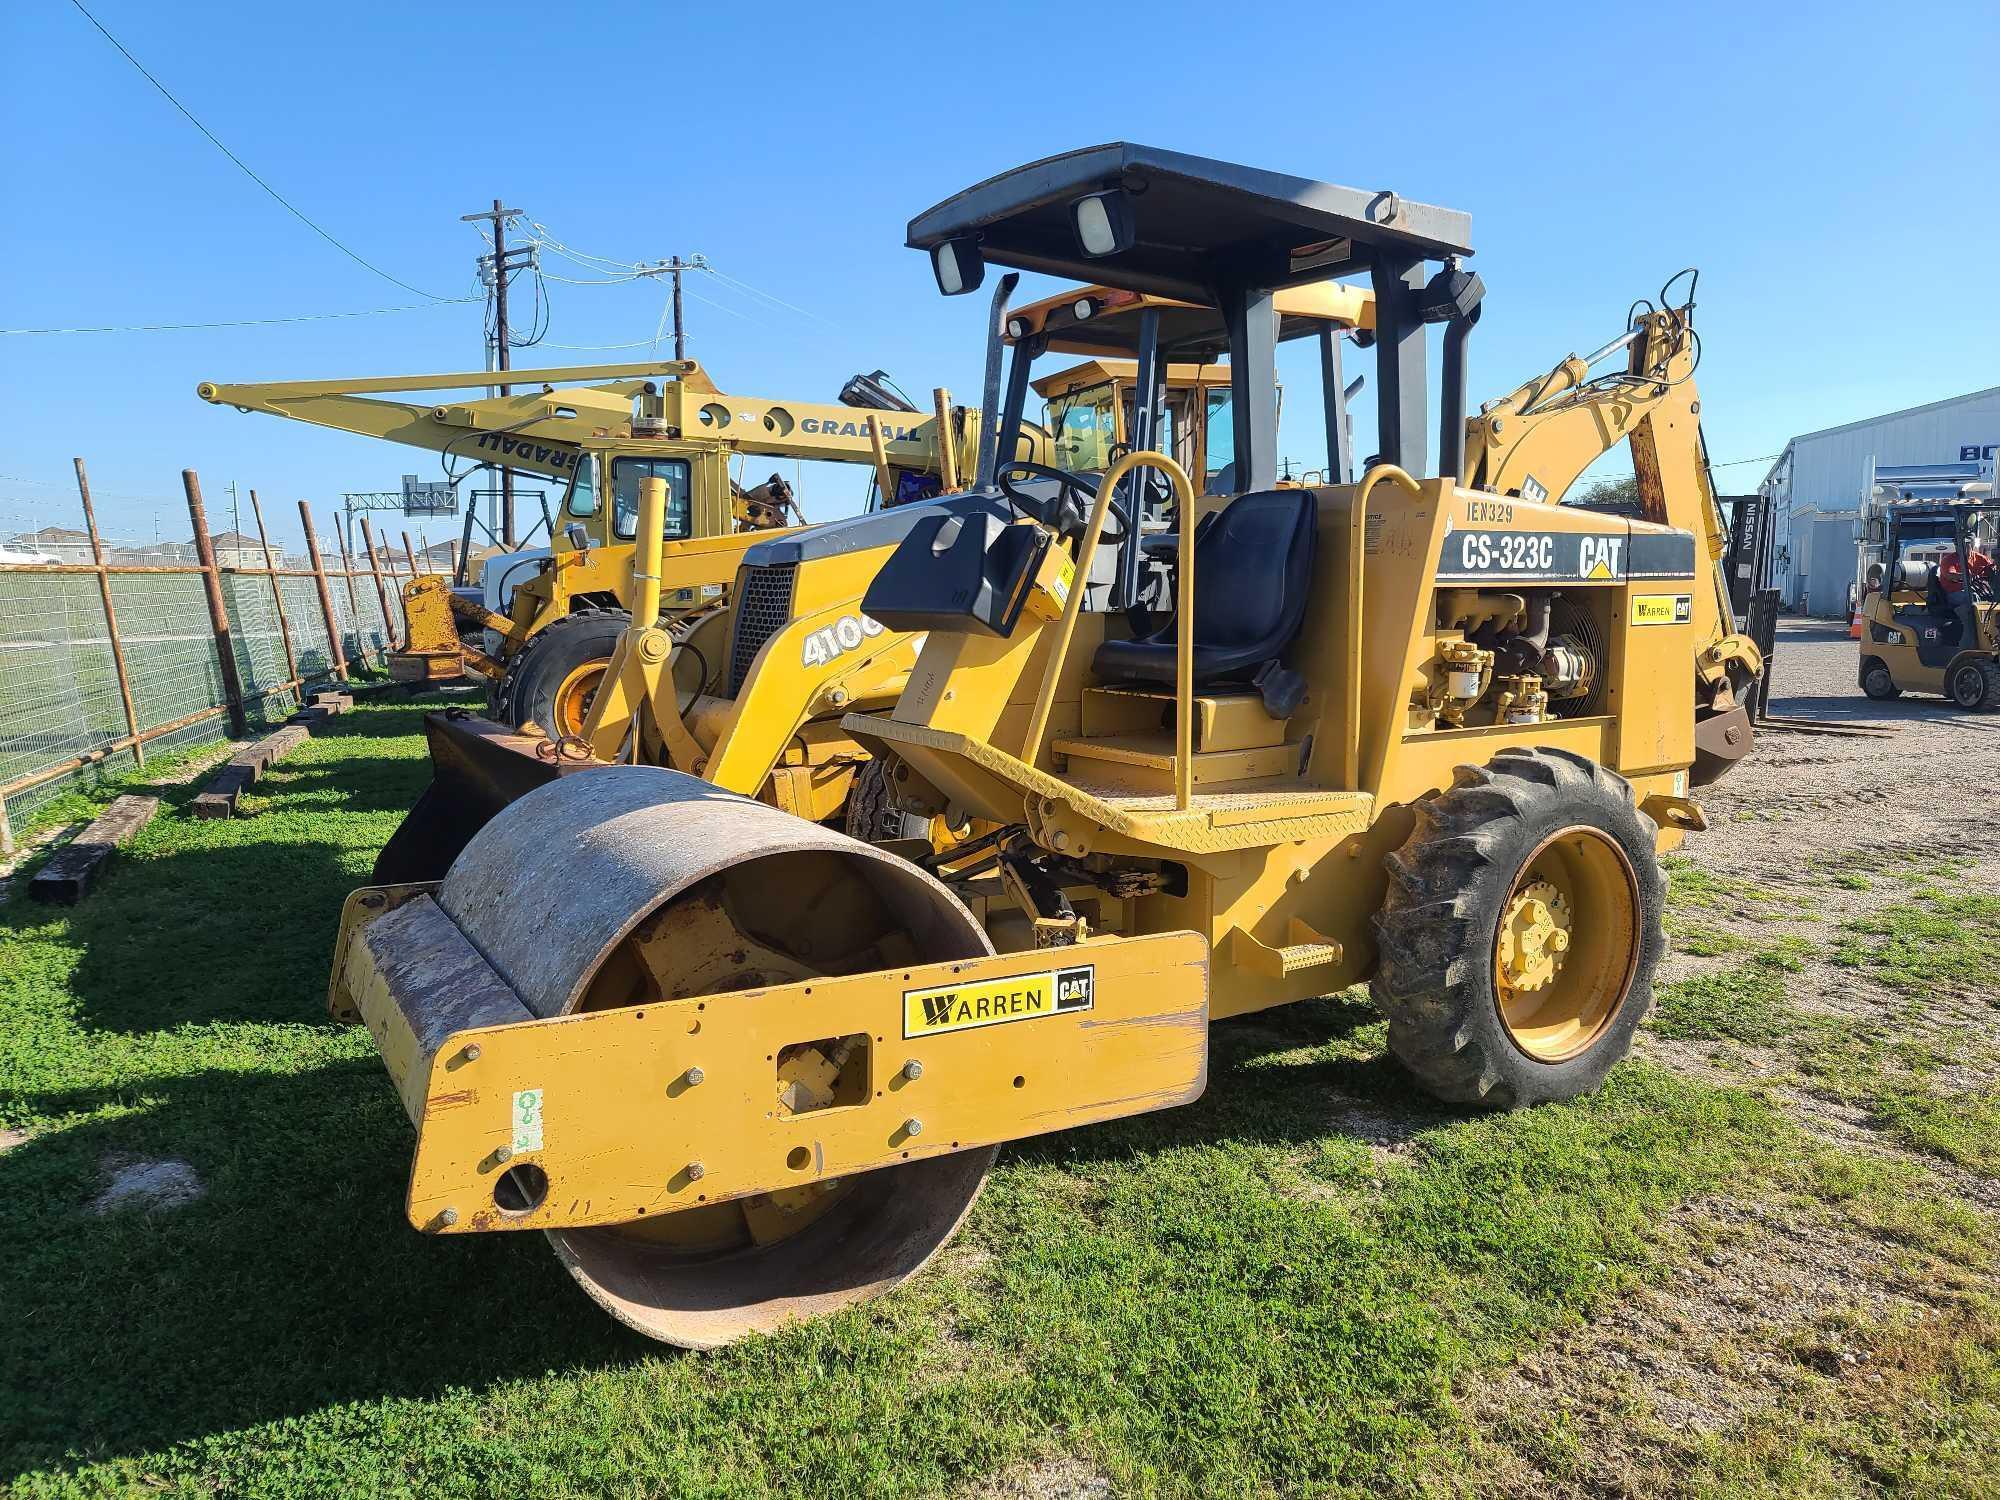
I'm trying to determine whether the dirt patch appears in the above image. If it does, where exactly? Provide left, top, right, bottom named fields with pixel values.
left=965, top=1455, right=1112, bottom=1500
left=0, top=1128, right=28, bottom=1154
left=1461, top=1192, right=1981, bottom=1496
left=90, top=1156, right=204, bottom=1215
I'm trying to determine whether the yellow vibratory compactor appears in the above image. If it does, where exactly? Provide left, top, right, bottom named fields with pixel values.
left=328, top=145, right=1763, bottom=1347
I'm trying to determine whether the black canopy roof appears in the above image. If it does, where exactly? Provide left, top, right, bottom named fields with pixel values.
left=907, top=143, right=1474, bottom=302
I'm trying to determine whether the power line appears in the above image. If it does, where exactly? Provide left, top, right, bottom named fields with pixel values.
left=66, top=0, right=452, bottom=302
left=0, top=298, right=477, bottom=336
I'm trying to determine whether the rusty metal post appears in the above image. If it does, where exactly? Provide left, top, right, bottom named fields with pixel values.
left=333, top=527, right=366, bottom=664
left=401, top=530, right=420, bottom=575
left=298, top=500, right=349, bottom=682
left=247, top=489, right=299, bottom=688
left=358, top=516, right=398, bottom=650
left=74, top=458, right=145, bottom=766
left=183, top=469, right=248, bottom=736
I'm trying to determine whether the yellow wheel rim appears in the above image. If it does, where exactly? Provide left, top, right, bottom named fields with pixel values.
left=1494, top=826, right=1639, bottom=1062
left=549, top=659, right=608, bottom=738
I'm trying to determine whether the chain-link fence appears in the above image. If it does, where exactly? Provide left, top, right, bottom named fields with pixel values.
left=0, top=471, right=413, bottom=843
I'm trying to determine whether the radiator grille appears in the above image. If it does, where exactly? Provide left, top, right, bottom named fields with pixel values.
left=1548, top=594, right=1608, bottom=719
left=728, top=562, right=798, bottom=693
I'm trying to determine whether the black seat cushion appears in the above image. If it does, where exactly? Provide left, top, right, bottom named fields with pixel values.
left=1092, top=489, right=1317, bottom=688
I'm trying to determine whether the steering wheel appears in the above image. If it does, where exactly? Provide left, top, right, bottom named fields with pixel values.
left=997, top=461, right=1130, bottom=544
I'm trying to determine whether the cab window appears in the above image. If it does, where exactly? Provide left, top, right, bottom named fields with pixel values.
left=1046, top=387, right=1115, bottom=472
left=1204, top=390, right=1235, bottom=491
left=611, top=458, right=692, bottom=540
left=564, top=456, right=599, bottom=517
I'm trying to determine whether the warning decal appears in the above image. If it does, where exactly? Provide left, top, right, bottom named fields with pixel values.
left=1630, top=593, right=1694, bottom=626
left=511, top=1088, right=544, bottom=1154
left=903, top=964, right=1095, bottom=1038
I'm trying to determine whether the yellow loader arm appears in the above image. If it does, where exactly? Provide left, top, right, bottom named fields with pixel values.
left=1463, top=300, right=1762, bottom=768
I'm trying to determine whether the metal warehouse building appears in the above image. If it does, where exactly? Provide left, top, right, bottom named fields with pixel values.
left=1761, top=386, right=2000, bottom=617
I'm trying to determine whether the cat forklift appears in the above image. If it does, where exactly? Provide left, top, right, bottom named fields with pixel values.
left=327, top=144, right=1760, bottom=1348
left=1857, top=501, right=2000, bottom=707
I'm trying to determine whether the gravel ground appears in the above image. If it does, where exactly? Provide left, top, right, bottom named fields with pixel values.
left=1699, top=617, right=2000, bottom=840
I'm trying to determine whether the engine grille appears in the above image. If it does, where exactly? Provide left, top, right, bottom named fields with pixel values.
left=728, top=562, right=798, bottom=693
left=1548, top=594, right=1608, bottom=719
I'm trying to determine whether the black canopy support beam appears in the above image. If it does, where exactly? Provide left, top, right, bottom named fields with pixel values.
left=1371, top=255, right=1428, bottom=476
left=1222, top=284, right=1278, bottom=492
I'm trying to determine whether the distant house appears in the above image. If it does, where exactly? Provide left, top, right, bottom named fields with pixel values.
left=5, top=526, right=93, bottom=563
left=0, top=541, right=57, bottom=567
left=210, top=531, right=282, bottom=570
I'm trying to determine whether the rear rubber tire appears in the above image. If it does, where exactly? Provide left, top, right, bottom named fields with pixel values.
left=1860, top=659, right=1900, bottom=701
left=1371, top=746, right=1665, bottom=1109
left=501, top=608, right=630, bottom=734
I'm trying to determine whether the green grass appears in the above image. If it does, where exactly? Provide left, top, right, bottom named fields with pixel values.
left=1874, top=1088, right=2000, bottom=1176
left=1833, top=886, right=2000, bottom=1001
left=1649, top=951, right=1799, bottom=1046
left=1, top=715, right=1994, bottom=1497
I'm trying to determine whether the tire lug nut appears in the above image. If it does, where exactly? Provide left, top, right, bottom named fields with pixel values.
left=901, top=1059, right=924, bottom=1081
left=903, top=1117, right=924, bottom=1138
left=682, top=1066, right=705, bottom=1087
left=685, top=1161, right=705, bottom=1182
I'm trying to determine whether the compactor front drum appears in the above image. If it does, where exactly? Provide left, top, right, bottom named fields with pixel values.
left=436, top=767, right=997, bottom=1347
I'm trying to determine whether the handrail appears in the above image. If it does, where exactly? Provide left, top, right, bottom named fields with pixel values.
left=1021, top=451, right=1196, bottom=808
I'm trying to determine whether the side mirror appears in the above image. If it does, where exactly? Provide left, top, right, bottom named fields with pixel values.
left=931, top=237, right=985, bottom=296
left=565, top=523, right=590, bottom=554
left=1071, top=189, right=1136, bottom=257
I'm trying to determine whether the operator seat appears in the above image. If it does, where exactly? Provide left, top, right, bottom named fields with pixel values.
left=1091, top=488, right=1317, bottom=709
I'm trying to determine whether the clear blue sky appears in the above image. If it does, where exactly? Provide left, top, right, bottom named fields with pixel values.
left=4, top=0, right=1996, bottom=550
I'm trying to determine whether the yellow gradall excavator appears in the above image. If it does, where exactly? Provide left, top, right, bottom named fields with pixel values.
left=328, top=144, right=1762, bottom=1349
left=196, top=360, right=982, bottom=725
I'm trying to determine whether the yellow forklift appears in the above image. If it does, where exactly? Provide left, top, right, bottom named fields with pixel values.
left=1857, top=501, right=2000, bottom=707
left=328, top=144, right=1761, bottom=1347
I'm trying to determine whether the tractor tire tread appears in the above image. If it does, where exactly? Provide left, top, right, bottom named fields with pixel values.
left=1370, top=745, right=1665, bottom=1110
left=498, top=607, right=631, bottom=733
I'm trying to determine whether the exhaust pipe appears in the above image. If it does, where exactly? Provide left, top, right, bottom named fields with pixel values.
left=974, top=272, right=1021, bottom=489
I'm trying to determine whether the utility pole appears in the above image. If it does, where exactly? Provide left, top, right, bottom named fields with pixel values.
left=646, top=253, right=706, bottom=360
left=668, top=255, right=687, bottom=360
left=462, top=199, right=527, bottom=546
